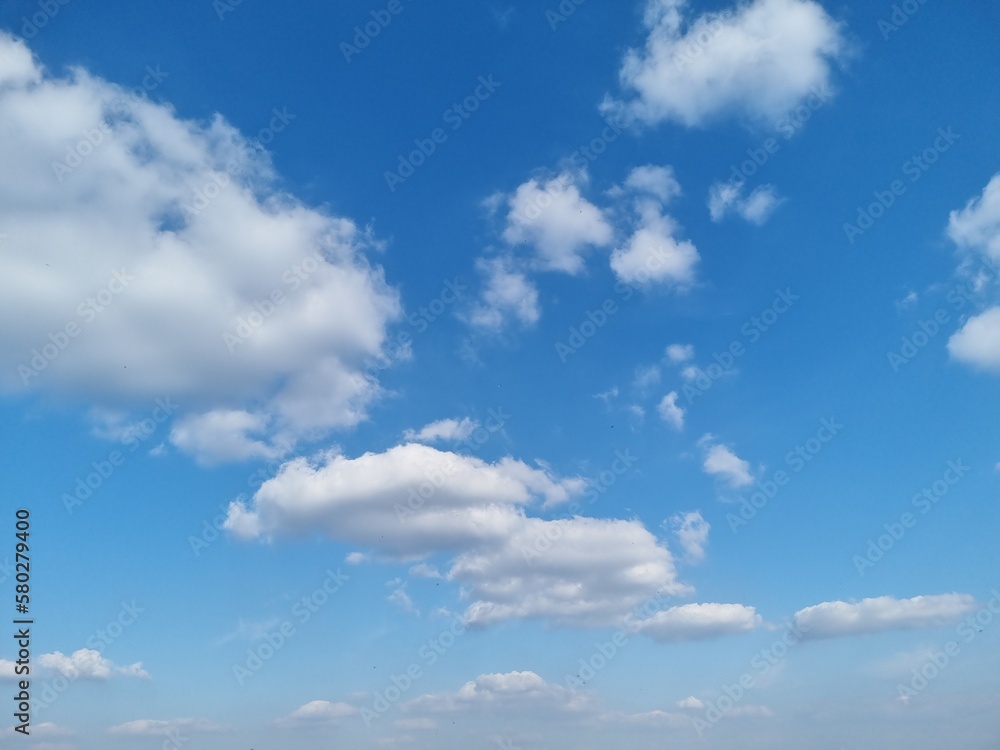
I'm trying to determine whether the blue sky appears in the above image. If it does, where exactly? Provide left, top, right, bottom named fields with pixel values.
left=1, top=0, right=1000, bottom=748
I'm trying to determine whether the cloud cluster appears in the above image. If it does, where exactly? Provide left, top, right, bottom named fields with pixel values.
left=793, top=594, right=977, bottom=638
left=0, top=32, right=401, bottom=465
left=605, top=0, right=845, bottom=127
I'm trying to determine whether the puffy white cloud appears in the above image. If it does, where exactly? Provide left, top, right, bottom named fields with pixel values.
left=170, top=409, right=290, bottom=465
left=606, top=0, right=845, bottom=127
left=108, top=718, right=228, bottom=735
left=793, top=594, right=978, bottom=639
left=657, top=391, right=685, bottom=430
left=450, top=515, right=688, bottom=627
left=665, top=343, right=694, bottom=363
left=702, top=443, right=753, bottom=488
left=388, top=585, right=419, bottom=615
left=38, top=649, right=148, bottom=680
left=668, top=510, right=708, bottom=562
left=0, top=32, right=401, bottom=464
left=676, top=696, right=705, bottom=710
left=274, top=700, right=359, bottom=726
left=503, top=174, right=613, bottom=274
left=633, top=364, right=662, bottom=392
left=708, top=182, right=783, bottom=224
left=225, top=443, right=585, bottom=557
left=404, top=418, right=478, bottom=444
left=610, top=202, right=699, bottom=287
left=948, top=173, right=1000, bottom=260
left=948, top=307, right=1000, bottom=372
left=623, top=165, right=682, bottom=203
left=627, top=602, right=760, bottom=641
left=465, top=257, right=540, bottom=331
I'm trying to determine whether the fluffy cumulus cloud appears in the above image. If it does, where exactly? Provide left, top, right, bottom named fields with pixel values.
left=702, top=442, right=753, bottom=488
left=605, top=0, right=845, bottom=127
left=665, top=343, right=694, bottom=363
left=450, top=516, right=688, bottom=627
left=402, top=671, right=597, bottom=716
left=38, top=649, right=148, bottom=680
left=948, top=173, right=1000, bottom=260
left=627, top=602, right=761, bottom=641
left=623, top=164, right=682, bottom=203
left=404, top=417, right=479, bottom=444
left=0, top=33, right=401, bottom=464
left=947, top=174, right=1000, bottom=372
left=223, top=442, right=704, bottom=628
left=948, top=308, right=1000, bottom=372
left=502, top=173, right=613, bottom=274
left=610, top=202, right=699, bottom=287
left=464, top=256, right=541, bottom=332
left=274, top=700, right=359, bottom=727
left=708, top=181, right=783, bottom=224
left=657, top=391, right=685, bottom=430
left=793, top=594, right=978, bottom=639
left=668, top=511, right=709, bottom=562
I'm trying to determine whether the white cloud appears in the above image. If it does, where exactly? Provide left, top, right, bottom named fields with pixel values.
left=657, top=391, right=685, bottom=430
left=627, top=602, right=761, bottom=641
left=465, top=257, right=540, bottom=331
left=709, top=182, right=783, bottom=224
left=665, top=343, right=694, bottom=363
left=388, top=586, right=419, bottom=615
left=610, top=202, right=699, bottom=287
left=676, top=696, right=705, bottom=710
left=0, top=32, right=402, bottom=464
left=605, top=0, right=845, bottom=127
left=793, top=594, right=978, bottom=639
left=948, top=173, right=1000, bottom=260
left=38, top=649, right=148, bottom=680
left=503, top=173, right=613, bottom=275
left=702, top=443, right=753, bottom=488
left=668, top=510, right=708, bottom=562
left=404, top=418, right=479, bottom=444
left=108, top=718, right=228, bottom=735
left=274, top=700, right=359, bottom=726
left=224, top=443, right=585, bottom=558
left=451, top=516, right=689, bottom=627
left=948, top=308, right=1000, bottom=372
left=623, top=165, right=682, bottom=203
left=633, top=364, right=661, bottom=391
left=170, top=409, right=290, bottom=465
